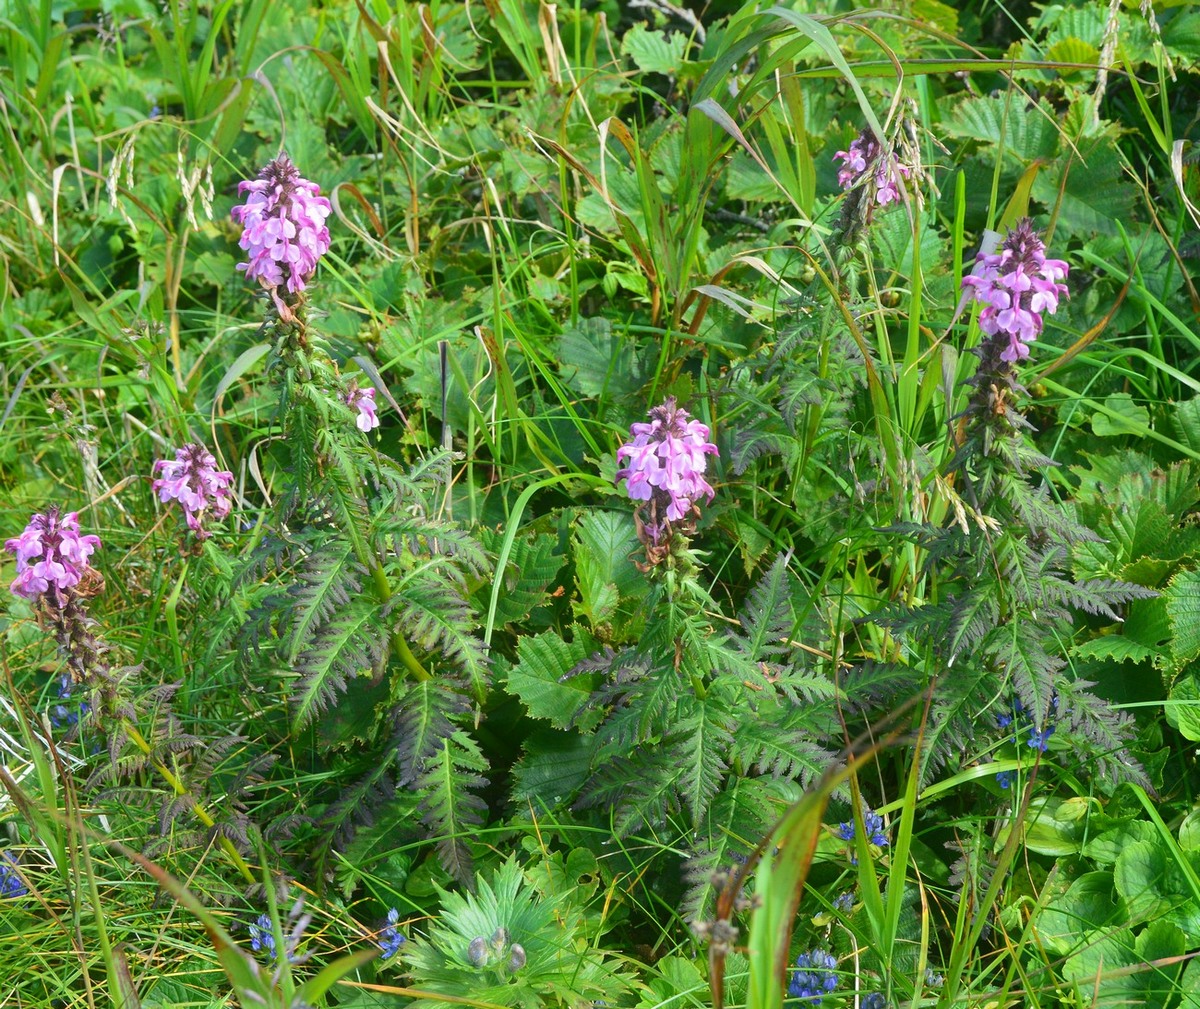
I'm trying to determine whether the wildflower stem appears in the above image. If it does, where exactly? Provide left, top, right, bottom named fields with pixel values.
left=122, top=722, right=255, bottom=883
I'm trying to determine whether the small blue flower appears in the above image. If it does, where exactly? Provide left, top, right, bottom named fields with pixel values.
left=995, top=771, right=1013, bottom=789
left=837, top=808, right=889, bottom=862
left=861, top=994, right=887, bottom=1009
left=249, top=913, right=278, bottom=962
left=832, top=891, right=854, bottom=913
left=924, top=967, right=944, bottom=989
left=1027, top=724, right=1055, bottom=752
left=378, top=907, right=405, bottom=959
left=0, top=852, right=28, bottom=898
left=788, top=949, right=838, bottom=1003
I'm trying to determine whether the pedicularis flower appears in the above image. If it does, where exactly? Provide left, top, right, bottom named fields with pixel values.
left=0, top=853, right=28, bottom=899
left=5, top=508, right=100, bottom=604
left=961, top=218, right=1069, bottom=363
left=616, top=398, right=717, bottom=545
left=152, top=443, right=234, bottom=539
left=230, top=153, right=332, bottom=303
left=834, top=127, right=910, bottom=212
left=344, top=383, right=380, bottom=432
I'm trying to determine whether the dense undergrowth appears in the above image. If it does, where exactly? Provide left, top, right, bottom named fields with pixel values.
left=2, top=0, right=1200, bottom=1007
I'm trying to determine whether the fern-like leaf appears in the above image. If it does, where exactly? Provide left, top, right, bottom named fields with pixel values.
left=416, top=731, right=489, bottom=884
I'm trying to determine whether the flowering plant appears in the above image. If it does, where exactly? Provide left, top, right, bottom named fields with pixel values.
left=834, top=127, right=910, bottom=216
left=961, top=217, right=1069, bottom=363
left=615, top=397, right=717, bottom=558
left=152, top=443, right=234, bottom=539
left=5, top=508, right=101, bottom=604
left=230, top=153, right=332, bottom=318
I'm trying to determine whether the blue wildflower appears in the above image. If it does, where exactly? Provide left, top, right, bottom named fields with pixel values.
left=788, top=949, right=838, bottom=1003
left=995, top=771, right=1013, bottom=789
left=249, top=913, right=278, bottom=962
left=0, top=852, right=28, bottom=898
left=924, top=968, right=944, bottom=989
left=837, top=809, right=889, bottom=862
left=861, top=994, right=887, bottom=1009
left=378, top=907, right=405, bottom=960
left=833, top=891, right=854, bottom=913
left=1027, top=724, right=1055, bottom=752
left=49, top=674, right=89, bottom=729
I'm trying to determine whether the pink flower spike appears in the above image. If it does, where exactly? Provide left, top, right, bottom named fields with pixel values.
left=961, top=218, right=1069, bottom=365
left=344, top=384, right=380, bottom=432
left=616, top=398, right=718, bottom=546
left=152, top=443, right=235, bottom=540
left=231, top=154, right=332, bottom=305
left=834, top=127, right=910, bottom=218
left=5, top=508, right=100, bottom=604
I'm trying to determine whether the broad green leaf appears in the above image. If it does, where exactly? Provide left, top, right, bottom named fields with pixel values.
left=1034, top=871, right=1124, bottom=955
left=1091, top=393, right=1151, bottom=437
left=505, top=627, right=603, bottom=731
left=943, top=94, right=1060, bottom=162
left=572, top=510, right=648, bottom=640
left=1166, top=569, right=1200, bottom=664
left=621, top=23, right=689, bottom=75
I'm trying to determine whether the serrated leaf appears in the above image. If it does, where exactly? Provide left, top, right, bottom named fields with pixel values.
left=1070, top=635, right=1159, bottom=665
left=621, top=23, right=689, bottom=75
left=506, top=627, right=603, bottom=731
left=1032, top=138, right=1136, bottom=236
left=676, top=695, right=733, bottom=828
left=1166, top=569, right=1200, bottom=664
left=1172, top=396, right=1200, bottom=454
left=572, top=510, right=648, bottom=640
left=478, top=526, right=565, bottom=630
left=557, top=317, right=642, bottom=399
left=943, top=94, right=1060, bottom=162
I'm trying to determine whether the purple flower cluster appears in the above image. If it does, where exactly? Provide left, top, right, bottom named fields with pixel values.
left=344, top=383, right=380, bottom=432
left=788, top=949, right=838, bottom=1004
left=5, top=508, right=100, bottom=604
left=961, top=218, right=1069, bottom=363
left=0, top=852, right=27, bottom=898
left=834, top=128, right=910, bottom=212
left=230, top=153, right=332, bottom=309
left=616, top=398, right=718, bottom=546
left=152, top=443, right=234, bottom=539
left=378, top=907, right=405, bottom=959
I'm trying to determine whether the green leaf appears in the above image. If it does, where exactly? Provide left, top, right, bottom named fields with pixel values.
left=572, top=510, right=648, bottom=641
left=621, top=23, right=689, bottom=75
left=1035, top=871, right=1124, bottom=955
left=1091, top=393, right=1151, bottom=437
left=1166, top=673, right=1200, bottom=742
left=477, top=527, right=565, bottom=630
left=942, top=94, right=1060, bottom=162
left=1172, top=396, right=1200, bottom=454
left=1070, top=635, right=1159, bottom=665
left=1166, top=569, right=1200, bottom=665
left=558, top=317, right=642, bottom=400
left=506, top=627, right=604, bottom=731
left=675, top=694, right=734, bottom=828
left=511, top=729, right=595, bottom=808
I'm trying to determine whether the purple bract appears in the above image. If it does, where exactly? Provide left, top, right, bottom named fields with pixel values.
left=231, top=154, right=332, bottom=305
left=616, top=398, right=718, bottom=544
left=5, top=508, right=100, bottom=603
left=961, top=218, right=1069, bottom=363
left=152, top=443, right=234, bottom=539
